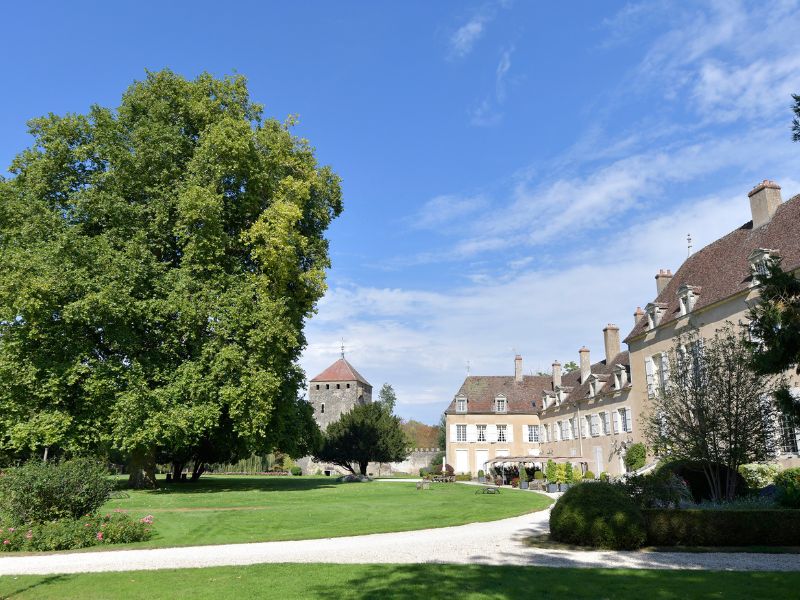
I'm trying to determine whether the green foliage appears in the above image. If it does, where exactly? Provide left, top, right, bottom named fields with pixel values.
left=747, top=259, right=800, bottom=426
left=0, top=511, right=152, bottom=552
left=555, top=463, right=567, bottom=484
left=477, top=470, right=484, bottom=478
left=0, top=70, right=339, bottom=482
left=455, top=473, right=471, bottom=482
left=545, top=459, right=557, bottom=482
left=437, top=414, right=446, bottom=450
left=563, top=361, right=579, bottom=373
left=533, top=470, right=544, bottom=480
left=624, top=443, right=647, bottom=472
left=793, top=93, right=800, bottom=142
left=583, top=471, right=595, bottom=480
left=549, top=482, right=646, bottom=550
left=617, top=472, right=693, bottom=509
left=599, top=472, right=609, bottom=482
left=644, top=509, right=800, bottom=546
left=564, top=462, right=574, bottom=484
left=377, top=384, right=397, bottom=413
left=314, top=402, right=409, bottom=475
left=775, top=467, right=800, bottom=508
left=0, top=458, right=113, bottom=524
left=518, top=464, right=528, bottom=482
left=737, top=463, right=781, bottom=489
left=290, top=466, right=302, bottom=477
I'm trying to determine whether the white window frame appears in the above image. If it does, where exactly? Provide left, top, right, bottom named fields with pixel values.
left=456, top=424, right=467, bottom=442
left=527, top=424, right=540, bottom=443
left=497, top=424, right=507, bottom=442
left=477, top=424, right=486, bottom=442
left=495, top=397, right=507, bottom=413
left=456, top=397, right=467, bottom=413
left=601, top=411, right=610, bottom=435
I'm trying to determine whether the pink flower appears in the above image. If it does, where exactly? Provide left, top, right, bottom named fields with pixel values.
left=7, top=528, right=14, bottom=533
left=96, top=532, right=103, bottom=541
left=25, top=531, right=32, bottom=540
left=140, top=515, right=154, bottom=524
left=2, top=540, right=9, bottom=545
left=84, top=523, right=91, bottom=527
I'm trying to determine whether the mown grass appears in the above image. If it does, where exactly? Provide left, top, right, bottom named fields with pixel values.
left=65, top=476, right=550, bottom=550
left=1, top=563, right=796, bottom=599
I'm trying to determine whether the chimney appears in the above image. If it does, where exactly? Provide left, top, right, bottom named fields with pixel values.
left=655, top=269, right=673, bottom=296
left=603, top=324, right=620, bottom=363
left=748, top=180, right=782, bottom=229
left=579, top=346, right=591, bottom=384
left=514, top=354, right=523, bottom=383
left=634, top=306, right=645, bottom=327
left=552, top=360, right=562, bottom=390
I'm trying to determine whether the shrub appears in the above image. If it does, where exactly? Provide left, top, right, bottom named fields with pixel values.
left=290, top=466, right=302, bottom=477
left=477, top=470, right=485, bottom=478
left=555, top=463, right=566, bottom=484
left=738, top=463, right=781, bottom=489
left=0, top=458, right=113, bottom=524
left=583, top=471, right=595, bottom=480
left=599, top=472, right=609, bottom=482
left=618, top=472, right=693, bottom=509
left=444, top=464, right=455, bottom=477
left=775, top=467, right=800, bottom=508
left=656, top=460, right=746, bottom=503
left=455, top=474, right=471, bottom=482
left=545, top=459, right=557, bottom=482
left=510, top=477, right=519, bottom=488
left=549, top=482, right=646, bottom=550
left=534, top=470, right=544, bottom=480
left=644, top=509, right=800, bottom=546
left=518, top=465, right=528, bottom=482
left=0, top=511, right=153, bottom=552
left=624, top=443, right=647, bottom=472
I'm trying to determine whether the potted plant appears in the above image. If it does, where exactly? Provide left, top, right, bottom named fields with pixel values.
left=478, top=469, right=485, bottom=483
left=518, top=463, right=529, bottom=489
left=545, top=459, right=558, bottom=493
left=583, top=470, right=595, bottom=480
left=556, top=463, right=567, bottom=491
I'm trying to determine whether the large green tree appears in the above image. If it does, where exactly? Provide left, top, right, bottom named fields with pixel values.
left=748, top=258, right=800, bottom=425
left=0, top=70, right=340, bottom=486
left=314, top=402, right=409, bottom=476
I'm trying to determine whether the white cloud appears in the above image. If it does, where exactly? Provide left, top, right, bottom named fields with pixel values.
left=495, top=47, right=512, bottom=102
left=412, top=194, right=488, bottom=230
left=449, top=16, right=488, bottom=59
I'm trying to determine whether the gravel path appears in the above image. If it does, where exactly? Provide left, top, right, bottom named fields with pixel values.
left=2, top=498, right=799, bottom=575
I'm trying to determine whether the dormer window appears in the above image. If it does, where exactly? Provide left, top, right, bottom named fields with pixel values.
left=645, top=302, right=667, bottom=330
left=749, top=248, right=777, bottom=286
left=495, top=396, right=507, bottom=413
left=677, top=284, right=700, bottom=316
left=589, top=378, right=600, bottom=397
left=614, top=365, right=629, bottom=390
left=556, top=388, right=566, bottom=405
left=456, top=396, right=467, bottom=413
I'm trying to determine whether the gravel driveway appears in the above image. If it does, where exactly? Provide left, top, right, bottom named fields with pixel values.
left=2, top=498, right=799, bottom=575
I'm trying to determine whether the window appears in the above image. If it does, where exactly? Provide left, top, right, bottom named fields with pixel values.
left=560, top=420, right=570, bottom=441
left=326, top=384, right=330, bottom=390
left=456, top=397, right=467, bottom=413
left=542, top=424, right=549, bottom=442
left=570, top=417, right=578, bottom=439
left=647, top=354, right=669, bottom=397
left=619, top=408, right=632, bottom=433
left=321, top=403, right=325, bottom=414
left=614, top=366, right=628, bottom=390
left=346, top=383, right=350, bottom=389
left=590, top=414, right=600, bottom=437
left=749, top=248, right=776, bottom=286
left=527, top=424, right=540, bottom=443
left=477, top=424, right=486, bottom=442
left=456, top=424, right=467, bottom=442
left=497, top=424, right=507, bottom=442
left=336, top=383, right=340, bottom=389
left=495, top=397, right=507, bottom=413
left=780, top=415, right=799, bottom=454
left=315, top=384, right=320, bottom=390
left=601, top=411, right=610, bottom=435
left=677, top=284, right=699, bottom=316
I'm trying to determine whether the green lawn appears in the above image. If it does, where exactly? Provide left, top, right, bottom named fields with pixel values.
left=73, top=476, right=550, bottom=550
left=1, top=563, right=796, bottom=599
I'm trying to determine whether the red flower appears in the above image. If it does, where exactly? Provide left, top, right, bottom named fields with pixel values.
left=96, top=532, right=104, bottom=541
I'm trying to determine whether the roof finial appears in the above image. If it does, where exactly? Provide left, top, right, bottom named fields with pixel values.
left=687, top=233, right=693, bottom=257
left=466, top=360, right=471, bottom=376
left=340, top=338, right=345, bottom=359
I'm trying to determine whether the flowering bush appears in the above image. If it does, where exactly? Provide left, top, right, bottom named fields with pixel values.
left=0, top=511, right=154, bottom=552
left=738, top=463, right=781, bottom=489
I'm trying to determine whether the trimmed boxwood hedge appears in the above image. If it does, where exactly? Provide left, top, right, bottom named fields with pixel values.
left=644, top=509, right=800, bottom=546
left=550, top=482, right=646, bottom=550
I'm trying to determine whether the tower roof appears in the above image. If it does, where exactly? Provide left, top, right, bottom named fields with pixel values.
left=310, top=358, right=371, bottom=385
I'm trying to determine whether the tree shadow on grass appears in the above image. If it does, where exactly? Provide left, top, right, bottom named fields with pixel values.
left=1, top=574, right=68, bottom=598
left=129, top=476, right=340, bottom=495
left=303, top=563, right=799, bottom=600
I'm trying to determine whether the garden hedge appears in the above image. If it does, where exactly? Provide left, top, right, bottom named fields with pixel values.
left=644, top=509, right=800, bottom=546
left=550, top=482, right=646, bottom=550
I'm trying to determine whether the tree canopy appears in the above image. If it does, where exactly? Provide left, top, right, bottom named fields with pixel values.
left=748, top=258, right=800, bottom=426
left=377, top=383, right=397, bottom=412
left=0, top=70, right=340, bottom=485
left=792, top=93, right=800, bottom=142
left=313, top=402, right=409, bottom=476
left=643, top=324, right=781, bottom=501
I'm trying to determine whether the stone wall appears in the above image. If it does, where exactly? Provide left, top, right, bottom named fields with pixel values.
left=308, top=380, right=372, bottom=430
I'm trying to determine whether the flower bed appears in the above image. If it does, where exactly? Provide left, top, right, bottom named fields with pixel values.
left=644, top=509, right=800, bottom=546
left=1, top=510, right=154, bottom=552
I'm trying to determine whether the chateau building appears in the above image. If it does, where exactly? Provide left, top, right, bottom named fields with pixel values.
left=445, top=180, right=800, bottom=477
left=308, top=356, right=373, bottom=430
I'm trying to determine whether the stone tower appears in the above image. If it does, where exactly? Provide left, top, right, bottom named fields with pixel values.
left=308, top=357, right=372, bottom=430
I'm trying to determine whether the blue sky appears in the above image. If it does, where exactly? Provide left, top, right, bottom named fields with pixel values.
left=2, top=1, right=800, bottom=425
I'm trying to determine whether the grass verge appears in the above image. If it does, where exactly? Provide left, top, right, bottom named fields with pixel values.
left=1, top=563, right=797, bottom=599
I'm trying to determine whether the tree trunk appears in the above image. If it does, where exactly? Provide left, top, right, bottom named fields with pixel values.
left=172, top=462, right=184, bottom=482
left=128, top=447, right=157, bottom=489
left=358, top=460, right=368, bottom=476
left=191, top=462, right=205, bottom=481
